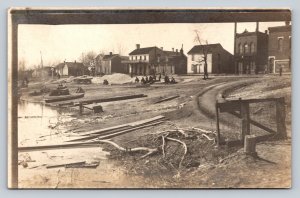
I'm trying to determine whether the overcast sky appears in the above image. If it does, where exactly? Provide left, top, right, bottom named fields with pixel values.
left=18, top=22, right=285, bottom=69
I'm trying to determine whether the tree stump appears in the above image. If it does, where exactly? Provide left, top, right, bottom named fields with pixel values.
left=244, top=135, right=257, bottom=156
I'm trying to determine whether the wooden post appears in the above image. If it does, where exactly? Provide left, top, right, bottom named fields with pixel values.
left=215, top=101, right=221, bottom=146
left=276, top=98, right=287, bottom=139
left=240, top=100, right=250, bottom=141
left=79, top=102, right=83, bottom=114
left=244, top=135, right=257, bottom=156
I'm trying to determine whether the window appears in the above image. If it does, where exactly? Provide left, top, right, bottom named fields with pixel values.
left=135, top=56, right=137, bottom=60
left=192, top=54, right=195, bottom=61
left=278, top=37, right=283, bottom=51
left=289, top=36, right=291, bottom=49
left=140, top=56, right=142, bottom=60
left=144, top=55, right=146, bottom=60
left=238, top=43, right=243, bottom=54
left=244, top=43, right=249, bottom=54
left=250, top=43, right=255, bottom=53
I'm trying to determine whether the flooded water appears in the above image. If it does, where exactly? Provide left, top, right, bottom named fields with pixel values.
left=17, top=101, right=131, bottom=188
left=18, top=101, right=76, bottom=146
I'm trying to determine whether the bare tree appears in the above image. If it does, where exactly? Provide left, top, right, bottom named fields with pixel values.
left=80, top=51, right=97, bottom=67
left=18, top=58, right=26, bottom=72
left=194, top=30, right=209, bottom=80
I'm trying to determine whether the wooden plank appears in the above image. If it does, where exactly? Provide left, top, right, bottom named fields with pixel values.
left=224, top=97, right=284, bottom=104
left=215, top=102, right=221, bottom=146
left=276, top=98, right=287, bottom=138
left=76, top=115, right=165, bottom=137
left=154, top=95, right=180, bottom=104
left=229, top=111, right=277, bottom=134
left=98, top=121, right=165, bottom=140
left=128, top=115, right=165, bottom=126
left=18, top=142, right=101, bottom=152
left=67, top=120, right=165, bottom=142
left=74, top=94, right=147, bottom=106
left=217, top=101, right=240, bottom=113
left=46, top=161, right=86, bottom=169
left=241, top=102, right=250, bottom=140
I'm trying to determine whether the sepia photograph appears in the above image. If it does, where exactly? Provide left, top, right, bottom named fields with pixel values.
left=8, top=8, right=291, bottom=189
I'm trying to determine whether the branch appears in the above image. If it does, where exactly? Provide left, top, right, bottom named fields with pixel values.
left=98, top=139, right=159, bottom=159
left=165, top=137, right=187, bottom=169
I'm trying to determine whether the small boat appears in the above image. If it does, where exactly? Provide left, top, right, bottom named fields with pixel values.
left=44, top=93, right=84, bottom=103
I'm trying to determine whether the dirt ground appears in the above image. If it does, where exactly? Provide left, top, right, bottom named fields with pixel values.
left=17, top=74, right=291, bottom=188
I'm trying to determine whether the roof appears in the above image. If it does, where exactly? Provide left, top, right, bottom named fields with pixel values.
left=56, top=62, right=84, bottom=69
left=164, top=50, right=178, bottom=56
left=268, top=25, right=291, bottom=33
left=187, top=43, right=222, bottom=54
left=102, top=54, right=119, bottom=61
left=129, top=47, right=158, bottom=55
left=236, top=30, right=267, bottom=38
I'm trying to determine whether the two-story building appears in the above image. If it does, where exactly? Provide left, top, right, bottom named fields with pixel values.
left=268, top=22, right=291, bottom=73
left=187, top=43, right=234, bottom=74
left=123, top=44, right=187, bottom=76
left=94, top=52, right=128, bottom=75
left=234, top=27, right=268, bottom=74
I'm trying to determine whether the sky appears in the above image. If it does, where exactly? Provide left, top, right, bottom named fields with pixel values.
left=18, top=21, right=285, bottom=69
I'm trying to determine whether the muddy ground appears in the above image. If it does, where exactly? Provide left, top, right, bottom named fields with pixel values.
left=17, top=74, right=291, bottom=188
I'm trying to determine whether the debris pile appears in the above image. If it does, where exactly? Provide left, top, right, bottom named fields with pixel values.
left=101, top=124, right=238, bottom=175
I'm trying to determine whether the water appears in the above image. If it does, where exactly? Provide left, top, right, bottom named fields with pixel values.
left=18, top=101, right=77, bottom=146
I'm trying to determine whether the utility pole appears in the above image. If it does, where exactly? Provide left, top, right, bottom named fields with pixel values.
left=234, top=22, right=237, bottom=74
left=40, top=51, right=44, bottom=80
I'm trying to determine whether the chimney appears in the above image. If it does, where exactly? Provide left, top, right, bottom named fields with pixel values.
left=110, top=52, right=113, bottom=55
left=256, top=22, right=259, bottom=32
left=265, top=30, right=268, bottom=34
left=172, top=48, right=174, bottom=52
left=161, top=47, right=163, bottom=50
left=74, top=60, right=76, bottom=63
left=136, top=44, right=140, bottom=49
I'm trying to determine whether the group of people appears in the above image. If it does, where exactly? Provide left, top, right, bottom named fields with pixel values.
left=135, top=75, right=156, bottom=84
left=134, top=73, right=176, bottom=84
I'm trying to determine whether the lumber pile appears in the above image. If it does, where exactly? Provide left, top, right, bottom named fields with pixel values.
left=67, top=115, right=166, bottom=142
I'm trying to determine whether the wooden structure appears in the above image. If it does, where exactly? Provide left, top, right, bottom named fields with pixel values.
left=215, top=97, right=287, bottom=146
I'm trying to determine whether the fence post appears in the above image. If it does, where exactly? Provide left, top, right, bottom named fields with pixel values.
left=276, top=98, right=287, bottom=139
left=215, top=101, right=221, bottom=146
left=240, top=100, right=250, bottom=142
left=79, top=102, right=83, bottom=114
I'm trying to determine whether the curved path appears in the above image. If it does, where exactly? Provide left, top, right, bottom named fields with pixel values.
left=197, top=79, right=259, bottom=121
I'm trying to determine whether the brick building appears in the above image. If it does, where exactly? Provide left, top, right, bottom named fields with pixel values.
left=187, top=43, right=234, bottom=74
left=234, top=27, right=268, bottom=74
left=268, top=22, right=291, bottom=73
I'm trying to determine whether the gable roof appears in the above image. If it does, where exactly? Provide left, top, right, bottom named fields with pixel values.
left=129, top=47, right=159, bottom=55
left=102, top=54, right=119, bottom=61
left=187, top=43, right=223, bottom=54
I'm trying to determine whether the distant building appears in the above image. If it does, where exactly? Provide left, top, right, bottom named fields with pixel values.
left=32, top=66, right=53, bottom=78
left=122, top=44, right=187, bottom=76
left=268, top=22, right=291, bottom=73
left=95, top=52, right=128, bottom=75
left=234, top=26, right=268, bottom=74
left=187, top=43, right=234, bottom=74
left=56, top=61, right=87, bottom=77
